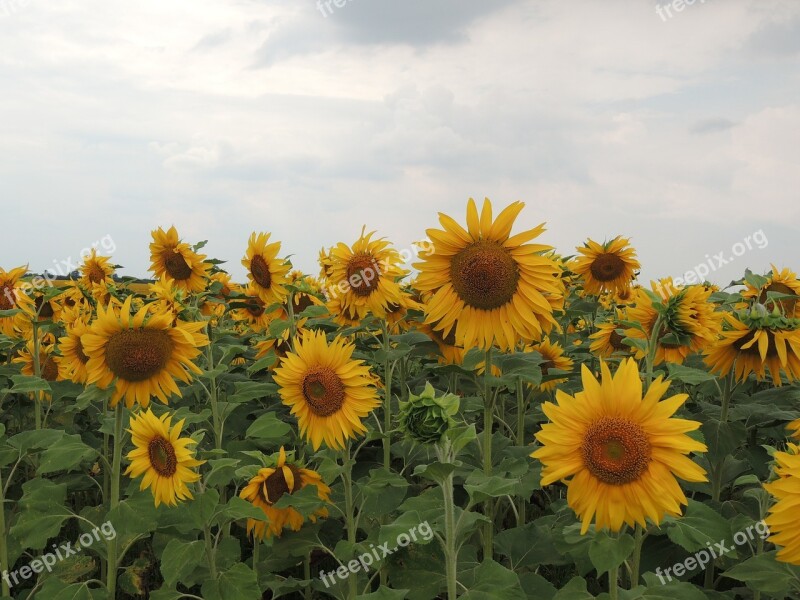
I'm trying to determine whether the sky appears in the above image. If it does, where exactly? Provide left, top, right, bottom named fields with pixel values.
left=1, top=0, right=798, bottom=288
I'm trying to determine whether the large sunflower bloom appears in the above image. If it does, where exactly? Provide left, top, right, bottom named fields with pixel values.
left=531, top=358, right=707, bottom=533
left=125, top=409, right=204, bottom=507
left=704, top=312, right=800, bottom=386
left=741, top=265, right=800, bottom=318
left=82, top=297, right=209, bottom=408
left=149, top=226, right=210, bottom=293
left=242, top=232, right=291, bottom=305
left=327, top=229, right=406, bottom=322
left=274, top=330, right=380, bottom=450
left=414, top=198, right=563, bottom=351
left=764, top=442, right=800, bottom=565
left=239, top=447, right=331, bottom=540
left=572, top=237, right=640, bottom=296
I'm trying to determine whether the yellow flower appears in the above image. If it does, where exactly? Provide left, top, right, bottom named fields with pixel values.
left=764, top=443, right=800, bottom=564
left=414, top=198, right=563, bottom=351
left=242, top=232, right=291, bottom=305
left=572, top=237, right=640, bottom=296
left=589, top=312, right=631, bottom=358
left=0, top=266, right=34, bottom=337
left=532, top=358, right=707, bottom=533
left=740, top=265, right=800, bottom=318
left=239, top=447, right=330, bottom=540
left=125, top=409, right=204, bottom=507
left=13, top=337, right=62, bottom=384
left=149, top=226, right=209, bottom=293
left=79, top=249, right=115, bottom=288
left=58, top=317, right=92, bottom=384
left=82, top=297, right=209, bottom=408
left=528, top=338, right=574, bottom=392
left=274, top=330, right=380, bottom=450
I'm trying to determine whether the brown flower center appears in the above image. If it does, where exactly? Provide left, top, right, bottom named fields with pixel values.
left=0, top=285, right=18, bottom=310
left=582, top=417, right=651, bottom=485
left=346, top=254, right=380, bottom=298
left=75, top=337, right=90, bottom=364
left=250, top=255, right=273, bottom=289
left=302, top=366, right=345, bottom=417
left=162, top=251, right=193, bottom=281
left=759, top=282, right=797, bottom=314
left=261, top=465, right=302, bottom=505
left=589, top=253, right=626, bottom=283
left=293, top=293, right=316, bottom=314
left=608, top=328, right=627, bottom=351
left=450, top=241, right=519, bottom=310
left=733, top=329, right=779, bottom=358
left=148, top=437, right=177, bottom=477
left=245, top=297, right=266, bottom=318
left=35, top=296, right=55, bottom=319
left=105, top=329, right=174, bottom=382
left=41, top=355, right=59, bottom=381
left=86, top=264, right=107, bottom=284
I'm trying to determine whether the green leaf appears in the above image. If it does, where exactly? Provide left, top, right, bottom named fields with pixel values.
left=494, top=517, right=568, bottom=570
left=272, top=484, right=327, bottom=518
left=37, top=434, right=96, bottom=475
left=160, top=539, right=206, bottom=587
left=589, top=531, right=634, bottom=575
left=460, top=560, right=526, bottom=600
left=245, top=412, right=292, bottom=442
left=413, top=462, right=456, bottom=485
left=665, top=500, right=735, bottom=557
left=205, top=458, right=241, bottom=488
left=9, top=374, right=52, bottom=393
left=230, top=381, right=277, bottom=403
left=551, top=577, right=593, bottom=600
left=8, top=428, right=64, bottom=454
left=667, top=364, right=717, bottom=385
left=355, top=588, right=410, bottom=600
left=464, top=471, right=519, bottom=503
left=10, top=479, right=71, bottom=552
left=722, top=551, right=800, bottom=595
left=201, top=563, right=261, bottom=600
left=218, top=496, right=268, bottom=522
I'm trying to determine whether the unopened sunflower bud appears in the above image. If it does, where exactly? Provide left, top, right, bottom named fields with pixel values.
left=399, top=382, right=460, bottom=445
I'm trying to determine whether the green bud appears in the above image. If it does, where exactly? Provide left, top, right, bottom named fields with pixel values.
left=399, top=382, right=460, bottom=445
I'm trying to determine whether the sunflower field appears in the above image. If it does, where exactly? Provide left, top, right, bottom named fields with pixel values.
left=2, top=198, right=800, bottom=600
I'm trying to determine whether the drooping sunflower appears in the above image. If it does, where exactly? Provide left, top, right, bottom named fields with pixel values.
left=327, top=229, right=406, bottom=322
left=125, top=409, right=204, bottom=507
left=625, top=281, right=722, bottom=366
left=58, top=317, right=92, bottom=384
left=79, top=249, right=115, bottom=288
left=528, top=338, right=574, bottom=392
left=242, top=232, right=291, bottom=305
left=149, top=226, right=210, bottom=293
left=704, top=311, right=800, bottom=386
left=239, top=447, right=331, bottom=540
left=274, top=330, right=380, bottom=450
left=531, top=358, right=707, bottom=533
left=82, top=297, right=209, bottom=408
left=414, top=198, right=564, bottom=351
left=764, top=442, right=800, bottom=565
left=741, top=265, right=800, bottom=318
left=572, top=237, right=640, bottom=296
left=589, top=312, right=632, bottom=358
left=149, top=276, right=185, bottom=319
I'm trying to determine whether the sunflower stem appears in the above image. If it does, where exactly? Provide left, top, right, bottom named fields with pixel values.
left=381, top=320, right=393, bottom=470
left=203, top=525, right=217, bottom=579
left=482, top=347, right=495, bottom=561
left=630, top=524, right=644, bottom=587
left=107, top=403, right=124, bottom=598
left=205, top=326, right=222, bottom=451
left=304, top=551, right=312, bottom=600
left=644, top=315, right=664, bottom=387
left=515, top=377, right=527, bottom=527
left=437, top=439, right=459, bottom=599
left=32, top=321, right=42, bottom=430
left=342, top=443, right=357, bottom=599
left=0, top=468, right=10, bottom=598
left=609, top=563, right=620, bottom=600
left=706, top=374, right=733, bottom=589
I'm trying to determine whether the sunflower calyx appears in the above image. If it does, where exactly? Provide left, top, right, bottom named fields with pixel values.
left=739, top=306, right=800, bottom=331
left=399, top=382, right=460, bottom=445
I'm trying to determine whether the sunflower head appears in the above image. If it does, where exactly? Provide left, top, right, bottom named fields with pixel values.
left=125, top=409, right=204, bottom=507
left=531, top=358, right=707, bottom=533
left=414, top=198, right=563, bottom=351
left=239, top=446, right=331, bottom=540
left=149, top=226, right=210, bottom=293
left=741, top=265, right=800, bottom=318
left=79, top=249, right=115, bottom=288
left=528, top=338, right=574, bottom=392
left=572, top=237, right=640, bottom=296
left=242, top=232, right=291, bottom=305
left=274, top=330, right=380, bottom=450
left=764, top=443, right=800, bottom=564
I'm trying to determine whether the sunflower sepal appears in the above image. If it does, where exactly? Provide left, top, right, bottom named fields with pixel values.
left=399, top=382, right=460, bottom=445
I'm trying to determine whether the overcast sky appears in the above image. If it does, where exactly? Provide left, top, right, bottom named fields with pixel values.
left=1, top=0, right=798, bottom=287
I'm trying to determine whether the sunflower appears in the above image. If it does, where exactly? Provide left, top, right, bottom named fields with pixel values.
left=414, top=198, right=564, bottom=351
left=764, top=443, right=800, bottom=565
left=149, top=276, right=185, bottom=319
left=528, top=338, right=574, bottom=392
left=242, top=232, right=291, bottom=305
left=531, top=358, right=707, bottom=533
left=327, top=229, right=406, bottom=322
left=239, top=447, right=331, bottom=540
left=572, top=237, right=640, bottom=296
left=416, top=320, right=466, bottom=366
left=589, top=312, right=631, bottom=358
left=625, top=282, right=722, bottom=366
left=274, top=330, right=380, bottom=450
left=58, top=317, right=92, bottom=384
left=318, top=247, right=335, bottom=280
left=79, top=249, right=115, bottom=288
left=201, top=271, right=239, bottom=321
left=13, top=336, right=62, bottom=383
left=149, top=226, right=210, bottom=293
left=125, top=409, right=204, bottom=507
left=0, top=265, right=33, bottom=336
left=741, top=265, right=800, bottom=318
left=704, top=311, right=800, bottom=386
left=230, top=284, right=285, bottom=333
left=82, top=297, right=209, bottom=408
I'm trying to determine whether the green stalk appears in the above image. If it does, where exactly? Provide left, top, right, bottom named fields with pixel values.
left=32, top=321, right=42, bottom=430
left=482, top=347, right=494, bottom=561
left=644, top=315, right=664, bottom=387
left=381, top=321, right=393, bottom=470
left=342, top=443, right=357, bottom=599
left=609, top=563, right=619, bottom=600
left=204, top=525, right=218, bottom=579
left=0, top=468, right=10, bottom=598
left=205, top=326, right=222, bottom=451
left=630, top=524, right=644, bottom=588
left=304, top=552, right=312, bottom=600
left=106, top=404, right=124, bottom=597
left=515, top=377, right=527, bottom=526
left=438, top=440, right=458, bottom=599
